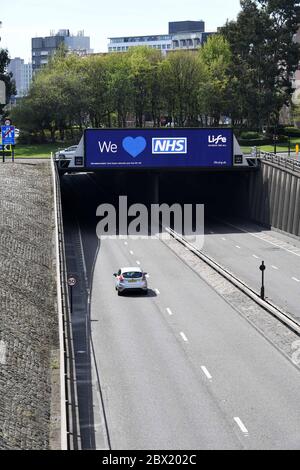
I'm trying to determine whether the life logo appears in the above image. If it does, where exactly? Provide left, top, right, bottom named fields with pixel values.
left=152, top=137, right=187, bottom=155
left=208, top=134, right=227, bottom=147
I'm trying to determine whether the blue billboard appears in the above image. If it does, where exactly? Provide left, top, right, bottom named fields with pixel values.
left=84, top=128, right=233, bottom=169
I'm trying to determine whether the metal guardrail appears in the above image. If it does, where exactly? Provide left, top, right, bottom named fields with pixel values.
left=257, top=150, right=300, bottom=173
left=51, top=156, right=81, bottom=449
left=166, top=227, right=300, bottom=336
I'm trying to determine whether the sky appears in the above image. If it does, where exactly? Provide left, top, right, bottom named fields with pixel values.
left=1, top=0, right=242, bottom=62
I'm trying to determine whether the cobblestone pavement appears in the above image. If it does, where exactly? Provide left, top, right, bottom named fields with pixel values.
left=0, top=162, right=58, bottom=450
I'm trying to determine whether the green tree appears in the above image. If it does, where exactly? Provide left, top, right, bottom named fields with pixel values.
left=161, top=51, right=202, bottom=127
left=128, top=47, right=162, bottom=127
left=0, top=49, right=16, bottom=115
left=221, top=0, right=300, bottom=131
left=106, top=53, right=133, bottom=127
left=198, top=35, right=232, bottom=126
left=83, top=54, right=111, bottom=127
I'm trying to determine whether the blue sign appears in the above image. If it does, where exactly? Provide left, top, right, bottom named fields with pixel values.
left=84, top=128, right=233, bottom=169
left=1, top=125, right=15, bottom=145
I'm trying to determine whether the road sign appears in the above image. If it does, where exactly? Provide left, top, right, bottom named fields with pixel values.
left=0, top=144, right=12, bottom=152
left=67, top=276, right=77, bottom=287
left=1, top=125, right=15, bottom=145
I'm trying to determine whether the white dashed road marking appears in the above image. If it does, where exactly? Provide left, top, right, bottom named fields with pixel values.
left=223, top=221, right=300, bottom=258
left=292, top=277, right=300, bottom=283
left=180, top=332, right=188, bottom=342
left=271, top=265, right=279, bottom=270
left=155, top=288, right=160, bottom=295
left=253, top=254, right=259, bottom=259
left=136, top=260, right=141, bottom=265
left=236, top=245, right=241, bottom=249
left=234, top=417, right=249, bottom=435
left=221, top=237, right=226, bottom=241
left=166, top=308, right=173, bottom=316
left=130, top=250, right=134, bottom=255
left=201, top=366, right=212, bottom=380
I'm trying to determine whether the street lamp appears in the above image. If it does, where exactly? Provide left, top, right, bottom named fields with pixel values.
left=260, top=261, right=266, bottom=300
left=273, top=131, right=278, bottom=155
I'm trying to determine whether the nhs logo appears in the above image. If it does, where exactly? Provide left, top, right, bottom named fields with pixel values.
left=152, top=137, right=187, bottom=154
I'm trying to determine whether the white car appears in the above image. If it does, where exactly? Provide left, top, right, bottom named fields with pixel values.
left=55, top=145, right=78, bottom=159
left=114, top=267, right=148, bottom=296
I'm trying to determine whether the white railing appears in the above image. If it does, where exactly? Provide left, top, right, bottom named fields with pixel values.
left=257, top=150, right=300, bottom=173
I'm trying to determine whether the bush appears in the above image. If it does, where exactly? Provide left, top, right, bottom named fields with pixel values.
left=238, top=138, right=272, bottom=146
left=17, top=131, right=41, bottom=145
left=277, top=134, right=288, bottom=143
left=283, top=127, right=300, bottom=137
left=239, top=131, right=260, bottom=140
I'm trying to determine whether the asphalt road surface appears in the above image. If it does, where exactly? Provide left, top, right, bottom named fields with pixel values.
left=204, top=218, right=300, bottom=320
left=89, top=236, right=300, bottom=450
left=61, top=173, right=300, bottom=450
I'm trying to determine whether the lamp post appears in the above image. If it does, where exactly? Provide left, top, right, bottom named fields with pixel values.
left=68, top=276, right=77, bottom=314
left=260, top=261, right=266, bottom=300
left=273, top=131, right=278, bottom=155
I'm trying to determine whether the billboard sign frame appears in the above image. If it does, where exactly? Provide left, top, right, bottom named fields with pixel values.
left=84, top=127, right=234, bottom=171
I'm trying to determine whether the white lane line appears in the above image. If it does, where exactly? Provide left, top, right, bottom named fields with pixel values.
left=136, top=260, right=141, bottom=265
left=235, top=245, right=241, bottom=249
left=252, top=254, right=259, bottom=259
left=271, top=265, right=279, bottom=270
left=292, top=277, right=300, bottom=283
left=201, top=366, right=212, bottom=380
left=129, top=250, right=134, bottom=255
left=155, top=288, right=160, bottom=295
left=124, top=241, right=128, bottom=246
left=223, top=220, right=300, bottom=258
left=180, top=332, right=188, bottom=342
left=166, top=308, right=173, bottom=316
left=234, top=417, right=249, bottom=435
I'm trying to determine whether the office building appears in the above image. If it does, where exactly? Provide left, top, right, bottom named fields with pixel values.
left=32, top=29, right=93, bottom=72
left=8, top=58, right=33, bottom=97
left=108, top=20, right=214, bottom=54
left=108, top=35, right=172, bottom=53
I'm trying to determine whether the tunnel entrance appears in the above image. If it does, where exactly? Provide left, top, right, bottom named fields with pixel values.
left=89, top=169, right=252, bottom=221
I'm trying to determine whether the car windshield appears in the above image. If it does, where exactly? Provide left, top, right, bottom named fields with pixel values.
left=122, top=271, right=142, bottom=279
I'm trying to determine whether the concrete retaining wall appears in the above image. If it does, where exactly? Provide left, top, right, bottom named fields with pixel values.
left=0, top=162, right=58, bottom=450
left=248, top=161, right=300, bottom=237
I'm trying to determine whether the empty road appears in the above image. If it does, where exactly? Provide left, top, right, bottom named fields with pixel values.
left=61, top=173, right=300, bottom=450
